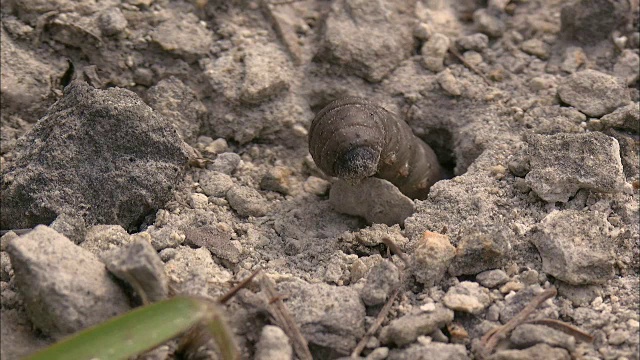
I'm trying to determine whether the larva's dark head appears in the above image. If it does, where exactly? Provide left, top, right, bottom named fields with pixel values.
left=333, top=146, right=379, bottom=182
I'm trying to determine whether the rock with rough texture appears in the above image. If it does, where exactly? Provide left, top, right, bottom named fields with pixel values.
left=184, top=225, right=242, bottom=264
left=0, top=80, right=191, bottom=232
left=448, top=228, right=511, bottom=276
left=443, top=281, right=491, bottom=314
left=380, top=304, right=454, bottom=346
left=489, top=343, right=570, bottom=360
left=49, top=213, right=86, bottom=245
left=164, top=246, right=232, bottom=296
left=557, top=70, right=629, bottom=117
left=524, top=132, right=625, bottom=203
left=330, top=178, right=415, bottom=226
left=476, top=269, right=509, bottom=288
left=317, top=0, right=414, bottom=82
left=613, top=50, right=640, bottom=85
left=510, top=324, right=576, bottom=351
left=226, top=186, right=270, bottom=217
left=360, top=260, right=400, bottom=306
left=422, top=33, right=450, bottom=72
left=80, top=225, right=131, bottom=257
left=146, top=77, right=206, bottom=143
left=240, top=43, right=292, bottom=104
left=6, top=226, right=130, bottom=339
left=260, top=166, right=293, bottom=195
left=533, top=210, right=616, bottom=285
left=556, top=282, right=604, bottom=307
left=412, top=231, right=456, bottom=287
left=560, top=0, right=631, bottom=46
left=599, top=103, right=640, bottom=133
left=278, top=279, right=365, bottom=355
left=473, top=9, right=504, bottom=38
left=150, top=13, right=213, bottom=63
left=255, top=325, right=292, bottom=360
left=199, top=171, right=235, bottom=197
left=103, top=236, right=168, bottom=302
left=388, top=342, right=469, bottom=360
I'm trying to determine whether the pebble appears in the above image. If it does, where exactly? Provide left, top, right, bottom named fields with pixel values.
left=49, top=213, right=86, bottom=245
left=437, top=69, right=462, bottom=96
left=97, top=7, right=128, bottom=36
left=473, top=9, right=505, bottom=38
left=240, top=43, right=291, bottom=104
left=189, top=193, right=209, bottom=209
left=557, top=69, right=630, bottom=117
left=490, top=343, right=570, bottom=360
left=412, top=231, right=456, bottom=287
left=255, top=325, right=292, bottom=360
left=613, top=49, right=640, bottom=85
left=360, top=261, right=400, bottom=306
left=421, top=33, right=451, bottom=72
left=260, top=166, right=292, bottom=195
left=560, top=46, right=587, bottom=73
left=199, top=171, right=234, bottom=198
left=510, top=324, right=576, bottom=351
left=387, top=342, right=469, bottom=360
left=443, top=281, right=491, bottom=314
left=521, top=38, right=550, bottom=59
left=208, top=152, right=242, bottom=175
left=150, top=14, right=213, bottom=62
left=448, top=229, right=511, bottom=276
left=456, top=33, right=489, bottom=51
left=226, top=185, right=270, bottom=217
left=303, top=176, right=330, bottom=195
left=608, top=330, right=629, bottom=345
left=476, top=269, right=509, bottom=288
left=184, top=225, right=241, bottom=264
left=380, top=304, right=454, bottom=346
left=599, top=103, right=639, bottom=132
left=80, top=225, right=131, bottom=257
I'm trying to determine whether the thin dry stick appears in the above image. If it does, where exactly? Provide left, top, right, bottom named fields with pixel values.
left=524, top=318, right=594, bottom=343
left=260, top=275, right=313, bottom=360
left=380, top=236, right=410, bottom=266
left=218, top=267, right=262, bottom=304
left=478, top=287, right=558, bottom=359
left=351, top=287, right=400, bottom=358
left=448, top=45, right=492, bottom=85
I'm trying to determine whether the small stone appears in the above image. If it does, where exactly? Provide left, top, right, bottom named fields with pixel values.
left=49, top=213, right=86, bottom=245
left=199, top=171, right=234, bottom=197
left=103, top=236, right=168, bottom=302
left=608, top=330, right=629, bottom=345
left=303, top=176, right=330, bottom=195
left=360, top=261, right=400, bottom=306
left=560, top=0, right=630, bottom=46
left=421, top=33, right=451, bottom=72
left=510, top=324, right=576, bottom=351
left=208, top=152, right=242, bottom=175
left=240, top=43, right=291, bottom=104
left=414, top=22, right=433, bottom=41
left=189, top=193, right=209, bottom=209
left=456, top=33, right=489, bottom=51
left=556, top=282, right=604, bottom=307
left=387, top=342, right=469, bottom=360
left=437, top=69, right=462, bottom=96
left=366, top=347, right=389, bottom=360
left=6, top=226, right=130, bottom=339
left=463, top=51, right=483, bottom=66
left=489, top=343, right=570, bottom=360
left=164, top=246, right=232, bottom=295
left=520, top=39, right=550, bottom=59
left=443, top=281, right=491, bottom=314
left=204, top=138, right=229, bottom=155
left=614, top=50, right=640, bottom=85
left=80, top=225, right=131, bottom=257
left=524, top=132, right=625, bottom=203
left=260, top=166, right=292, bottom=195
left=476, top=269, right=509, bottom=288
left=380, top=304, right=454, bottom=346
left=412, top=231, right=456, bottom=287
left=448, top=229, right=511, bottom=276
left=499, top=281, right=525, bottom=294
left=473, top=9, right=505, bottom=38
left=329, top=178, right=415, bottom=226
left=133, top=68, right=154, bottom=87
left=255, top=325, right=292, bottom=360
left=226, top=186, right=270, bottom=217
left=599, top=103, right=639, bottom=132
left=557, top=69, right=630, bottom=117
left=151, top=14, right=213, bottom=62
left=560, top=47, right=587, bottom=73
left=499, top=286, right=543, bottom=323
left=184, top=225, right=241, bottom=264
left=533, top=209, right=615, bottom=285
left=97, top=7, right=128, bottom=36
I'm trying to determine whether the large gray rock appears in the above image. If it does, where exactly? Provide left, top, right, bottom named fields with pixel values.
left=557, top=70, right=629, bottom=117
left=1, top=80, right=191, bottom=232
left=277, top=279, right=365, bottom=355
left=533, top=210, right=616, bottom=285
left=6, top=226, right=131, bottom=339
left=524, top=132, right=625, bottom=203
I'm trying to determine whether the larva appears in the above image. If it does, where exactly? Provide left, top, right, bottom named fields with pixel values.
left=308, top=97, right=444, bottom=200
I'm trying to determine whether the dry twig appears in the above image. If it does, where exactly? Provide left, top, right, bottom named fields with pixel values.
left=351, top=287, right=400, bottom=358
left=524, top=318, right=594, bottom=344
left=448, top=45, right=492, bottom=85
left=218, top=267, right=262, bottom=304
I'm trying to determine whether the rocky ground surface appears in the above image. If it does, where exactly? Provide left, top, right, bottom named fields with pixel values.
left=1, top=0, right=639, bottom=359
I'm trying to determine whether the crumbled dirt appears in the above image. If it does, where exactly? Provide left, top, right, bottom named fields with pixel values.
left=1, top=0, right=638, bottom=359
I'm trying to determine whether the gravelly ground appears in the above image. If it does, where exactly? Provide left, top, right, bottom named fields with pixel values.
left=1, top=0, right=639, bottom=359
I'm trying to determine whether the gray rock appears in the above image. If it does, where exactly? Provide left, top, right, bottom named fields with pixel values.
left=437, top=69, right=462, bottom=96
left=146, top=77, right=206, bottom=143
left=199, top=171, right=234, bottom=197
left=103, top=236, right=168, bottom=303
left=260, top=166, right=293, bottom=195
left=329, top=178, right=415, bottom=226
left=150, top=13, right=213, bottom=63
left=0, top=80, right=191, bottom=232
left=49, top=213, right=86, bottom=245
left=560, top=0, right=631, bottom=46
left=456, top=33, right=489, bottom=51
left=560, top=46, right=587, bottom=73
left=422, top=33, right=450, bottom=72
left=366, top=347, right=389, bottom=360
left=240, top=43, right=291, bottom=104
left=360, top=260, right=400, bottom=306
left=473, top=9, right=504, bottom=38
left=510, top=324, right=576, bottom=352
left=556, top=282, right=604, bottom=307
left=489, top=343, right=570, bottom=360
left=208, top=152, right=242, bottom=175
left=164, top=246, right=232, bottom=296
left=388, top=341, right=469, bottom=360
left=6, top=226, right=130, bottom=339
left=499, top=285, right=544, bottom=323
left=1, top=309, right=51, bottom=360
left=557, top=70, right=630, bottom=117
left=448, top=228, right=511, bottom=276
left=226, top=186, right=270, bottom=217
left=521, top=39, right=550, bottom=59
left=524, top=132, right=625, bottom=203
left=97, top=7, right=127, bottom=36
left=614, top=50, right=640, bottom=85
left=80, top=225, right=131, bottom=257
left=599, top=103, right=640, bottom=133
left=184, top=225, right=242, bottom=264
left=380, top=304, right=454, bottom=346
left=476, top=269, right=509, bottom=288
left=443, top=281, right=491, bottom=314
left=317, top=0, right=414, bottom=82
left=277, top=279, right=365, bottom=355
left=255, top=325, right=292, bottom=360
left=533, top=210, right=616, bottom=285
left=412, top=231, right=456, bottom=287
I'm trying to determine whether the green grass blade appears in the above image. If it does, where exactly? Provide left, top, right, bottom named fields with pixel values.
left=23, top=296, right=210, bottom=360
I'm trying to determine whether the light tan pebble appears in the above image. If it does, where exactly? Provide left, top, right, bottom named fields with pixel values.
left=303, top=176, right=330, bottom=195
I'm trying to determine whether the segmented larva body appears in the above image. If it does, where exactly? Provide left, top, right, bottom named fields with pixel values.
left=309, top=97, right=443, bottom=200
